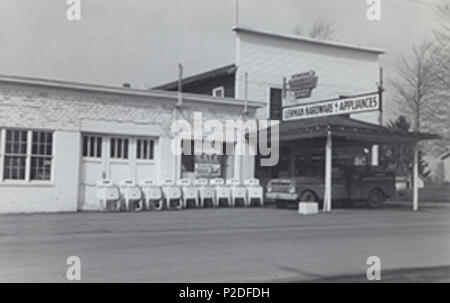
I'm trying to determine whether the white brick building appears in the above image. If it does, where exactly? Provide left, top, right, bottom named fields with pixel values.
left=0, top=75, right=262, bottom=213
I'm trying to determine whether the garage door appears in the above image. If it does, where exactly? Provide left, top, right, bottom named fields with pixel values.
left=79, top=134, right=158, bottom=210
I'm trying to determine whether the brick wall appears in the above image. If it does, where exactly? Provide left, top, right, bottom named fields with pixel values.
left=0, top=81, right=257, bottom=213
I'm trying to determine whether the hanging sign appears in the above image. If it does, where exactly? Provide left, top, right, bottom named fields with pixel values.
left=288, top=70, right=319, bottom=99
left=282, top=93, right=380, bottom=121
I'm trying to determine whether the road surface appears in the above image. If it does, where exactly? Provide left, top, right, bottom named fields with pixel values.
left=0, top=203, right=449, bottom=282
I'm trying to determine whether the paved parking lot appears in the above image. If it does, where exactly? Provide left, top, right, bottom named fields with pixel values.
left=0, top=203, right=449, bottom=282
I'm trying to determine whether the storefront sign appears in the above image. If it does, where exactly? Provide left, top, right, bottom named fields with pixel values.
left=282, top=93, right=380, bottom=121
left=288, top=70, right=318, bottom=99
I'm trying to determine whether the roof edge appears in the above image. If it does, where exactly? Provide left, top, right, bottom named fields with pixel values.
left=232, top=26, right=386, bottom=55
left=0, top=73, right=264, bottom=108
left=154, top=64, right=237, bottom=90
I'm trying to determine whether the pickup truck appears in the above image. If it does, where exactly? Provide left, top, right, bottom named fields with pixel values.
left=265, top=166, right=395, bottom=209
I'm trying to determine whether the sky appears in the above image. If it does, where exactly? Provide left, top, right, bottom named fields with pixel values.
left=0, top=0, right=441, bottom=119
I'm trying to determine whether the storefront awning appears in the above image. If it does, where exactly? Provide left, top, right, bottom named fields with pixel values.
left=259, top=116, right=438, bottom=144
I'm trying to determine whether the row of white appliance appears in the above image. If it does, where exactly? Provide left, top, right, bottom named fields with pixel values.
left=96, top=178, right=264, bottom=211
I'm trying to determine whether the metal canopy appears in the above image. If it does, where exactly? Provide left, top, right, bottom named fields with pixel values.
left=262, top=116, right=438, bottom=144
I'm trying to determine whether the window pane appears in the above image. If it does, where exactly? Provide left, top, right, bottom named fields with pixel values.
left=136, top=139, right=154, bottom=160
left=32, top=131, right=53, bottom=156
left=90, top=137, right=95, bottom=157
left=143, top=140, right=148, bottom=159
left=117, top=139, right=122, bottom=158
left=110, top=138, right=116, bottom=158
left=123, top=139, right=128, bottom=159
left=29, top=131, right=53, bottom=180
left=149, top=140, right=154, bottom=159
left=82, top=136, right=88, bottom=157
left=46, top=142, right=52, bottom=156
left=32, top=132, right=38, bottom=154
left=5, top=130, right=27, bottom=155
left=82, top=135, right=102, bottom=158
left=20, top=131, right=27, bottom=154
left=136, top=140, right=141, bottom=159
left=4, top=156, right=26, bottom=180
left=96, top=137, right=102, bottom=157
left=30, top=157, right=52, bottom=180
left=110, top=137, right=130, bottom=159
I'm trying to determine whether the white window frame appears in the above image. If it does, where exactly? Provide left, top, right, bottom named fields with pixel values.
left=135, top=138, right=155, bottom=162
left=82, top=134, right=103, bottom=160
left=109, top=136, right=130, bottom=162
left=212, top=86, right=225, bottom=98
left=0, top=128, right=54, bottom=184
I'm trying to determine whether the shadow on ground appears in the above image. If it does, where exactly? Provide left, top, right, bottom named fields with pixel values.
left=300, top=265, right=450, bottom=283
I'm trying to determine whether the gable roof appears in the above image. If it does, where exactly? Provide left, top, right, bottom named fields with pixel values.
left=154, top=64, right=237, bottom=91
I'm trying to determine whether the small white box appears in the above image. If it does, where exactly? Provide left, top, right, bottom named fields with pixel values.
left=298, top=202, right=319, bottom=215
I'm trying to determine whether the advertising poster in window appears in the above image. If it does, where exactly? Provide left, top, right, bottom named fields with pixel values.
left=194, top=154, right=221, bottom=178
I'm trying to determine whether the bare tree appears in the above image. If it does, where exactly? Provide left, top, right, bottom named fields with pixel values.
left=429, top=0, right=450, bottom=155
left=293, top=19, right=337, bottom=41
left=432, top=1, right=450, bottom=94
left=391, top=41, right=442, bottom=133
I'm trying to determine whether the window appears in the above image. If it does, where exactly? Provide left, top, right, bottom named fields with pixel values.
left=3, top=130, right=27, bottom=180
left=82, top=135, right=102, bottom=158
left=31, top=131, right=53, bottom=180
left=1, top=129, right=53, bottom=181
left=110, top=137, right=129, bottom=159
left=212, top=86, right=225, bottom=98
left=136, top=139, right=154, bottom=160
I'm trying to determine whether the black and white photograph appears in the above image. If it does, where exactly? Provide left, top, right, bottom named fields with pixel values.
left=0, top=0, right=449, bottom=288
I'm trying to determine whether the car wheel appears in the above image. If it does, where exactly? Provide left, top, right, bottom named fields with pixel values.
left=367, top=189, right=384, bottom=209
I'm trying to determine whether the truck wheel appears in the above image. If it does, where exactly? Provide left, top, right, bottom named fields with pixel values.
left=367, top=189, right=384, bottom=209
left=300, top=190, right=317, bottom=202
left=300, top=190, right=323, bottom=210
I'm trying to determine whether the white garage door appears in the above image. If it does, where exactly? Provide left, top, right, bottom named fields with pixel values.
left=79, top=134, right=158, bottom=210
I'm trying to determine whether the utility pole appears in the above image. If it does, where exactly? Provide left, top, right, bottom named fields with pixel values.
left=235, top=0, right=240, bottom=26
left=282, top=77, right=287, bottom=120
left=177, top=63, right=183, bottom=107
left=378, top=67, right=384, bottom=126
left=243, top=72, right=248, bottom=114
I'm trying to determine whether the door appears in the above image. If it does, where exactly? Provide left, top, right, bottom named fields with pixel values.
left=79, top=134, right=158, bottom=210
left=269, top=88, right=282, bottom=120
left=80, top=135, right=107, bottom=210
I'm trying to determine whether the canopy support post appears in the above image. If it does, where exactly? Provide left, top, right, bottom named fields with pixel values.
left=413, top=142, right=419, bottom=211
left=324, top=129, right=332, bottom=212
